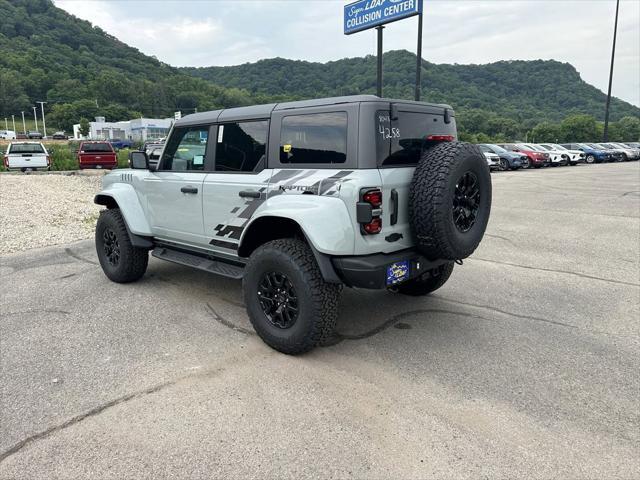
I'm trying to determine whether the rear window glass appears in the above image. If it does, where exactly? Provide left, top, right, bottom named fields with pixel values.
left=82, top=143, right=112, bottom=152
left=280, top=112, right=347, bottom=164
left=9, top=144, right=45, bottom=154
left=376, top=111, right=441, bottom=166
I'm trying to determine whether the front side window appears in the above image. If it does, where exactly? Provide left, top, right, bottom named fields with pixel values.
left=280, top=112, right=347, bottom=164
left=215, top=121, right=268, bottom=172
left=160, top=126, right=208, bottom=171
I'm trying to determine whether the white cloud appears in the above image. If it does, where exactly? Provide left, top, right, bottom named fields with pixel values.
left=54, top=0, right=640, bottom=106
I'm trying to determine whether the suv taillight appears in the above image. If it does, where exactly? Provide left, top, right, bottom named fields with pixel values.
left=3, top=155, right=8, bottom=168
left=426, top=134, right=455, bottom=142
left=362, top=189, right=382, bottom=208
left=46, top=155, right=50, bottom=166
left=357, top=188, right=383, bottom=235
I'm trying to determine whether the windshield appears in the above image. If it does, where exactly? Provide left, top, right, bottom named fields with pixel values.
left=82, top=143, right=113, bottom=152
left=584, top=144, right=600, bottom=149
left=9, top=143, right=45, bottom=154
left=550, top=144, right=567, bottom=151
left=486, top=144, right=507, bottom=153
left=599, top=143, right=615, bottom=149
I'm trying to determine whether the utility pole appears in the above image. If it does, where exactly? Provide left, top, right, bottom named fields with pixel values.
left=32, top=106, right=38, bottom=132
left=11, top=115, right=16, bottom=133
left=4, top=118, right=7, bottom=130
left=37, top=101, right=47, bottom=137
left=21, top=112, right=26, bottom=134
left=603, top=0, right=620, bottom=142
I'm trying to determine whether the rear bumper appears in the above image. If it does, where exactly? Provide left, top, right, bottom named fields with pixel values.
left=331, top=249, right=449, bottom=289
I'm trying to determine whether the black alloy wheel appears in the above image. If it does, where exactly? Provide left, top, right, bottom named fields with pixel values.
left=257, top=272, right=299, bottom=329
left=452, top=171, right=480, bottom=233
left=500, top=158, right=509, bottom=171
left=102, top=228, right=120, bottom=266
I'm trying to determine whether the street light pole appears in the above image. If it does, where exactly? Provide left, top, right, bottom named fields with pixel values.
left=11, top=115, right=16, bottom=133
left=21, top=112, right=26, bottom=134
left=32, top=106, right=38, bottom=132
left=37, top=101, right=47, bottom=138
left=4, top=118, right=7, bottom=130
left=603, top=0, right=620, bottom=142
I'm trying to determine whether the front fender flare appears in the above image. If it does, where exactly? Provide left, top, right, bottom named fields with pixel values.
left=94, top=183, right=152, bottom=236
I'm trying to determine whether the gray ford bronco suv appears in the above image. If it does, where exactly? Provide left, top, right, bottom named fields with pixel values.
left=94, top=96, right=491, bottom=354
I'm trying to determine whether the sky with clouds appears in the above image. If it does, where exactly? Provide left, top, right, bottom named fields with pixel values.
left=54, top=0, right=640, bottom=107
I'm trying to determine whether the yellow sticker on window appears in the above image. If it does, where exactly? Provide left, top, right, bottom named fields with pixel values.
left=283, top=144, right=292, bottom=153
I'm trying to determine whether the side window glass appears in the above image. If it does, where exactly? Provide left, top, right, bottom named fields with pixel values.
left=160, top=126, right=208, bottom=171
left=215, top=121, right=268, bottom=172
left=280, top=112, right=347, bottom=164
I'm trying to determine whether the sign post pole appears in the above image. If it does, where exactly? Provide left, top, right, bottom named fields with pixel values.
left=415, top=11, right=423, bottom=101
left=376, top=26, right=384, bottom=97
left=344, top=0, right=423, bottom=99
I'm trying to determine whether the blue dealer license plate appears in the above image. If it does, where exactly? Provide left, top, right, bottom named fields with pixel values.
left=386, top=261, right=410, bottom=286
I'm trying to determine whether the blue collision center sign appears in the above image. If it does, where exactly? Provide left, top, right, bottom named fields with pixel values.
left=344, top=0, right=422, bottom=35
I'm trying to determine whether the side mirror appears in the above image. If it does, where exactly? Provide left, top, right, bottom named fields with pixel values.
left=129, top=151, right=149, bottom=170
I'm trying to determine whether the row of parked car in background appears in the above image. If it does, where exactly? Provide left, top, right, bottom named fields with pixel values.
left=0, top=129, right=70, bottom=140
left=1, top=137, right=167, bottom=171
left=480, top=142, right=640, bottom=171
left=2, top=136, right=639, bottom=172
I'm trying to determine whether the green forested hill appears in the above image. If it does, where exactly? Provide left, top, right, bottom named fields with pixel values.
left=0, top=0, right=638, bottom=141
left=182, top=50, right=639, bottom=124
left=0, top=0, right=265, bottom=132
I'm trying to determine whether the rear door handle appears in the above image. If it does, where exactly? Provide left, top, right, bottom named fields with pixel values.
left=181, top=186, right=198, bottom=194
left=239, top=190, right=261, bottom=199
left=390, top=189, right=399, bottom=225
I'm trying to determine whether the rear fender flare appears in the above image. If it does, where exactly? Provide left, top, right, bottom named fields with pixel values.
left=240, top=195, right=355, bottom=256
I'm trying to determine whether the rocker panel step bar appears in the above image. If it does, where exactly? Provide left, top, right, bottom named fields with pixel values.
left=152, top=247, right=244, bottom=280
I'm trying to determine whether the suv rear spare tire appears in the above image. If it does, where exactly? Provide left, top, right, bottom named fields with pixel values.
left=409, top=142, right=491, bottom=260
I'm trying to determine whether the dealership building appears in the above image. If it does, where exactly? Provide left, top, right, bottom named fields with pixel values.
left=73, top=117, right=173, bottom=141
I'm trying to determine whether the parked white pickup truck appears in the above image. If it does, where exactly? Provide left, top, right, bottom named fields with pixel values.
left=3, top=142, right=50, bottom=171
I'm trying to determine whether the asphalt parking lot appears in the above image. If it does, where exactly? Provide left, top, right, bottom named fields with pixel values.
left=1, top=162, right=638, bottom=479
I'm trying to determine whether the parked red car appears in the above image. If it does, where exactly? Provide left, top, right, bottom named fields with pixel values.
left=498, top=143, right=550, bottom=168
left=77, top=141, right=117, bottom=169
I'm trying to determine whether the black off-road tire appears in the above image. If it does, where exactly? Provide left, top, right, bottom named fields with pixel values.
left=95, top=208, right=148, bottom=283
left=409, top=142, right=492, bottom=261
left=243, top=239, right=341, bottom=355
left=394, top=262, right=454, bottom=296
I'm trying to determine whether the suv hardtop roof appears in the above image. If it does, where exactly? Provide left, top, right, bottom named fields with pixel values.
left=175, top=95, right=453, bottom=127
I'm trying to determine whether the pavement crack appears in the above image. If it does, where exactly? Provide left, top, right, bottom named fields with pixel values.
left=439, top=297, right=577, bottom=329
left=64, top=248, right=98, bottom=266
left=471, top=257, right=639, bottom=287
left=0, top=308, right=71, bottom=318
left=484, top=233, right=519, bottom=248
left=330, top=308, right=493, bottom=343
left=0, top=379, right=175, bottom=464
left=205, top=303, right=254, bottom=335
